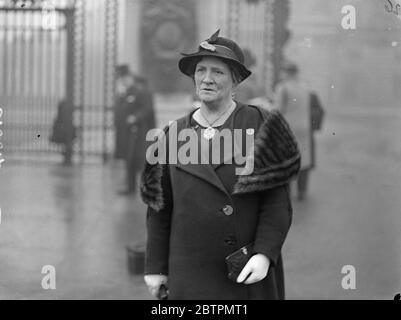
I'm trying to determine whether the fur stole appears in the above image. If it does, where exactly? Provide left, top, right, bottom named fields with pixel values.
left=232, top=110, right=300, bottom=194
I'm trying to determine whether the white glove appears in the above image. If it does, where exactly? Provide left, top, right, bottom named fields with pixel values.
left=144, top=274, right=168, bottom=299
left=236, top=254, right=270, bottom=284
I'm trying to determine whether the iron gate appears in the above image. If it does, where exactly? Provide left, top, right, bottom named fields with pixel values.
left=224, top=0, right=290, bottom=97
left=0, top=0, right=118, bottom=163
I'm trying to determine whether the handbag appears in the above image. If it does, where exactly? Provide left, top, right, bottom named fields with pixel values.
left=225, top=243, right=254, bottom=282
left=157, top=284, right=168, bottom=300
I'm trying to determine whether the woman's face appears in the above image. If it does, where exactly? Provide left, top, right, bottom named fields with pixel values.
left=194, top=57, right=234, bottom=105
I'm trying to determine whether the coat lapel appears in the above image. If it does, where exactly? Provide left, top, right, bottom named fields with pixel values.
left=174, top=163, right=229, bottom=196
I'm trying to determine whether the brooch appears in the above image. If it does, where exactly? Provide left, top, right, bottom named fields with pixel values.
left=246, top=128, right=255, bottom=135
left=200, top=41, right=216, bottom=52
left=203, top=127, right=216, bottom=140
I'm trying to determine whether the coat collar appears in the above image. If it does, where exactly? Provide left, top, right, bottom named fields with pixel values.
left=171, top=103, right=245, bottom=197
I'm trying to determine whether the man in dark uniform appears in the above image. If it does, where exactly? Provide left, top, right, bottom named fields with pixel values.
left=114, top=65, right=132, bottom=160
left=115, top=67, right=156, bottom=195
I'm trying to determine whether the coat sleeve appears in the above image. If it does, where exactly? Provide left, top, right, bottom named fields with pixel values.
left=253, top=184, right=292, bottom=267
left=144, top=163, right=173, bottom=275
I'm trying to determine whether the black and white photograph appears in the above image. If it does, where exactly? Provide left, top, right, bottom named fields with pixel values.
left=0, top=0, right=400, bottom=303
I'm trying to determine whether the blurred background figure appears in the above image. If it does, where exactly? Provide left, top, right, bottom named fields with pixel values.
left=49, top=99, right=76, bottom=166
left=124, top=74, right=156, bottom=195
left=115, top=68, right=155, bottom=195
left=274, top=62, right=314, bottom=200
left=235, top=48, right=273, bottom=110
left=133, top=75, right=156, bottom=128
left=309, top=91, right=325, bottom=176
left=114, top=65, right=133, bottom=161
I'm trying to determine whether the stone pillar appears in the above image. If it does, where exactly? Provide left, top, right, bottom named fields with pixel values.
left=272, top=0, right=290, bottom=88
left=117, top=0, right=141, bottom=73
left=139, top=0, right=197, bottom=93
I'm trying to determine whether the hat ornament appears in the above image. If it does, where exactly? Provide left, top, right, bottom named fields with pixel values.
left=199, top=41, right=216, bottom=52
left=199, top=29, right=220, bottom=52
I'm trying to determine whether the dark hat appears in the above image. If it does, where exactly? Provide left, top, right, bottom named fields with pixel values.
left=242, top=48, right=257, bottom=69
left=115, top=64, right=131, bottom=77
left=178, top=30, right=251, bottom=83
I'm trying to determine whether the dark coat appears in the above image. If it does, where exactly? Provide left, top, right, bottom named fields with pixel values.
left=114, top=85, right=156, bottom=161
left=309, top=92, right=325, bottom=169
left=114, top=89, right=131, bottom=159
left=50, top=100, right=75, bottom=145
left=141, top=103, right=300, bottom=300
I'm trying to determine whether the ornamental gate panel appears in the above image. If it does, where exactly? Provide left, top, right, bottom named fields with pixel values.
left=0, top=0, right=118, bottom=163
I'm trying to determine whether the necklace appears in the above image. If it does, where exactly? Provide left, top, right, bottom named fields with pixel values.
left=199, top=102, right=235, bottom=140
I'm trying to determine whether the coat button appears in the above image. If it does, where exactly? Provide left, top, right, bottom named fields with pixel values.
left=222, top=205, right=233, bottom=216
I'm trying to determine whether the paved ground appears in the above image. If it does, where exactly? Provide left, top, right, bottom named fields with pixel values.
left=0, top=103, right=400, bottom=300
left=284, top=104, right=401, bottom=299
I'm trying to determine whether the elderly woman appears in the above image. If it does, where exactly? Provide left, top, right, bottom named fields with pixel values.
left=141, top=30, right=300, bottom=300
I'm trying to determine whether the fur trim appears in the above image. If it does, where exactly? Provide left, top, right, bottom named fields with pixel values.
left=232, top=110, right=301, bottom=194
left=140, top=162, right=164, bottom=212
left=140, top=124, right=171, bottom=212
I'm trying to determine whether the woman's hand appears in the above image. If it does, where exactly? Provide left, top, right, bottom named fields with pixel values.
left=144, top=274, right=168, bottom=299
left=236, top=254, right=270, bottom=284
